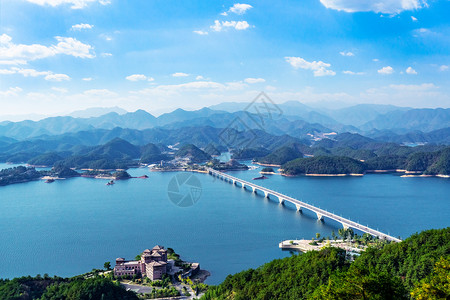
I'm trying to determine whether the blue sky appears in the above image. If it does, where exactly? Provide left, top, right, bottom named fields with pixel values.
left=0, top=0, right=449, bottom=117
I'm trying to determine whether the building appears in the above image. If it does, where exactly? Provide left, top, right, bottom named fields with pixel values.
left=114, top=245, right=169, bottom=280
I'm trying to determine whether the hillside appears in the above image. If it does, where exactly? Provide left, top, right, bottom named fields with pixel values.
left=257, top=146, right=303, bottom=166
left=202, top=228, right=450, bottom=300
left=361, top=108, right=450, bottom=132
left=282, top=156, right=366, bottom=175
left=175, top=144, right=211, bottom=163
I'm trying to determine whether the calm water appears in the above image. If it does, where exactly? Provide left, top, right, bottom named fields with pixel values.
left=0, top=163, right=449, bottom=284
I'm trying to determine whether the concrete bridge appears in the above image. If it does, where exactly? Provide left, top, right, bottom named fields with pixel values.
left=207, top=168, right=401, bottom=242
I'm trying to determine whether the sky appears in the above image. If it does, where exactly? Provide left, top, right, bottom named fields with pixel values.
left=0, top=0, right=449, bottom=117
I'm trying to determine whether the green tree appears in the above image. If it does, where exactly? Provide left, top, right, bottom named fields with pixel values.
left=104, top=262, right=111, bottom=270
left=411, top=256, right=450, bottom=299
left=316, top=233, right=321, bottom=239
left=313, top=265, right=408, bottom=300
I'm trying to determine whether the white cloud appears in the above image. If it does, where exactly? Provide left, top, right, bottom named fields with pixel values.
left=0, top=67, right=71, bottom=81
left=244, top=77, right=265, bottom=84
left=373, top=58, right=379, bottom=62
left=0, top=34, right=95, bottom=63
left=285, top=56, right=336, bottom=77
left=210, top=20, right=250, bottom=32
left=126, top=74, right=148, bottom=81
left=82, top=77, right=93, bottom=81
left=132, top=80, right=248, bottom=99
left=343, top=70, right=365, bottom=75
left=411, top=16, right=418, bottom=21
left=0, top=68, right=17, bottom=75
left=71, top=23, right=94, bottom=30
left=0, top=67, right=50, bottom=77
left=340, top=51, right=354, bottom=56
left=228, top=3, right=253, bottom=15
left=0, top=87, right=22, bottom=97
left=100, top=34, right=113, bottom=41
left=320, top=0, right=428, bottom=14
left=220, top=12, right=228, bottom=16
left=51, top=87, right=68, bottom=93
left=24, top=0, right=111, bottom=9
left=45, top=73, right=71, bottom=81
left=147, top=77, right=155, bottom=82
left=84, top=89, right=118, bottom=97
left=406, top=66, right=418, bottom=75
left=388, top=83, right=436, bottom=91
left=193, top=30, right=208, bottom=35
left=172, top=72, right=189, bottom=77
left=196, top=75, right=205, bottom=80
left=378, top=66, right=394, bottom=74
left=101, top=52, right=112, bottom=57
left=439, top=65, right=449, bottom=71
left=0, top=59, right=27, bottom=65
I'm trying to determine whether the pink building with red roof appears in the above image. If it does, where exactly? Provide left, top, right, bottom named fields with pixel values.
left=114, top=245, right=168, bottom=280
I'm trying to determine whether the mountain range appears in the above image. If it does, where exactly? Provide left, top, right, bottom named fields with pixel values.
left=0, top=102, right=449, bottom=143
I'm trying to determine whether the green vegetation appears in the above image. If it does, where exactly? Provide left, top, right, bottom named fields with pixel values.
left=0, top=166, right=41, bottom=186
left=282, top=156, right=365, bottom=175
left=202, top=228, right=450, bottom=300
left=175, top=144, right=211, bottom=163
left=142, top=287, right=179, bottom=299
left=27, top=152, right=63, bottom=166
left=140, top=143, right=169, bottom=164
left=203, top=144, right=221, bottom=156
left=112, top=170, right=131, bottom=180
left=257, top=146, right=303, bottom=165
left=0, top=276, right=138, bottom=300
left=207, top=159, right=248, bottom=171
left=280, top=147, right=450, bottom=175
left=411, top=257, right=450, bottom=299
left=261, top=167, right=274, bottom=173
left=231, top=147, right=271, bottom=160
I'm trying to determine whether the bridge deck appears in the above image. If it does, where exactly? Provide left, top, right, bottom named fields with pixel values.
left=208, top=168, right=401, bottom=242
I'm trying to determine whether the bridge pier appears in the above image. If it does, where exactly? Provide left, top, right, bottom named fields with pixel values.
left=207, top=169, right=401, bottom=243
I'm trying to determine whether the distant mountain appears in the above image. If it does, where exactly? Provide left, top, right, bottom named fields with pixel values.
left=67, top=106, right=128, bottom=118
left=369, top=127, right=450, bottom=145
left=156, top=107, right=223, bottom=126
left=320, top=104, right=409, bottom=127
left=0, top=110, right=157, bottom=140
left=360, top=108, right=450, bottom=132
left=209, top=101, right=342, bottom=129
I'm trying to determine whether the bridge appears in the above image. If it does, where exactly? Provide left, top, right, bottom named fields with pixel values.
left=207, top=168, right=401, bottom=242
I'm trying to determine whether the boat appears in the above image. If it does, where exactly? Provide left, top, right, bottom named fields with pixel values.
left=252, top=175, right=268, bottom=180
left=45, top=179, right=55, bottom=183
left=106, top=180, right=115, bottom=186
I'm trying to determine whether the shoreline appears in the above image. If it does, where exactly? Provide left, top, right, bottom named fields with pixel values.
left=253, top=162, right=282, bottom=167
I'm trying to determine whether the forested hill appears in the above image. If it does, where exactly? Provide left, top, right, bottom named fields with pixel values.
left=202, top=228, right=450, bottom=300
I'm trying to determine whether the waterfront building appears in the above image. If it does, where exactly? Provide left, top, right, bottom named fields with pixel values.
left=114, top=245, right=169, bottom=280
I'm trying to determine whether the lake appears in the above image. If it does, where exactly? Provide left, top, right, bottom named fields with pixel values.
left=0, top=163, right=449, bottom=284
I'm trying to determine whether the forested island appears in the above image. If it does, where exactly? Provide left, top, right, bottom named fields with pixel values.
left=278, top=147, right=450, bottom=176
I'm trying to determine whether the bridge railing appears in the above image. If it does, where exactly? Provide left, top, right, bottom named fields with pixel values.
left=207, top=168, right=401, bottom=242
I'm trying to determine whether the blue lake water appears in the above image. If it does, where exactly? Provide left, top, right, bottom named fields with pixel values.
left=0, top=163, right=449, bottom=284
